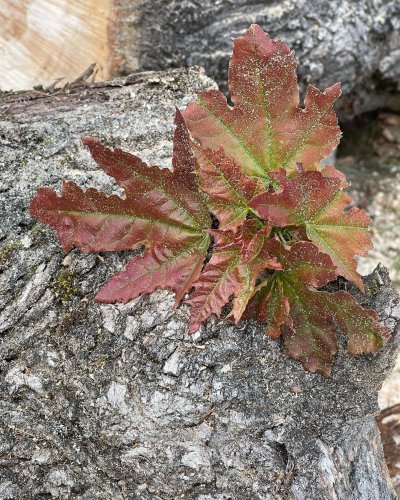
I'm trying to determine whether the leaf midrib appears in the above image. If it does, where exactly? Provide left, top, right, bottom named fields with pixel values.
left=48, top=208, right=203, bottom=235
left=119, top=161, right=204, bottom=229
left=197, top=96, right=267, bottom=179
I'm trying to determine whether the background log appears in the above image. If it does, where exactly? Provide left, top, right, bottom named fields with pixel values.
left=127, top=0, right=400, bottom=119
left=2, top=0, right=399, bottom=120
left=0, top=68, right=399, bottom=499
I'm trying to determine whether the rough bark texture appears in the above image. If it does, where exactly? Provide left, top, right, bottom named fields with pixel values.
left=113, top=0, right=400, bottom=120
left=0, top=68, right=399, bottom=499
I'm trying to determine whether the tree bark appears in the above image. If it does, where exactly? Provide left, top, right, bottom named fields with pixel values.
left=113, top=0, right=400, bottom=120
left=0, top=68, right=399, bottom=499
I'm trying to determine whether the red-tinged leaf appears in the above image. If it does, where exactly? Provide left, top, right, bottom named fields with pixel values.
left=250, top=169, right=372, bottom=291
left=281, top=286, right=339, bottom=377
left=30, top=112, right=209, bottom=254
left=30, top=110, right=212, bottom=304
left=282, top=286, right=390, bottom=376
left=192, top=144, right=264, bottom=229
left=30, top=181, right=200, bottom=253
left=247, top=238, right=336, bottom=342
left=95, top=234, right=210, bottom=305
left=279, top=239, right=338, bottom=287
left=248, top=241, right=389, bottom=376
left=186, top=238, right=242, bottom=333
left=187, top=222, right=281, bottom=330
left=231, top=227, right=282, bottom=322
left=209, top=219, right=262, bottom=250
left=81, top=111, right=209, bottom=233
left=326, top=290, right=390, bottom=355
left=184, top=24, right=341, bottom=179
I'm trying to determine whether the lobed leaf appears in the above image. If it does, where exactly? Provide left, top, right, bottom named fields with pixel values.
left=187, top=222, right=281, bottom=331
left=250, top=169, right=372, bottom=291
left=249, top=241, right=389, bottom=376
left=184, top=24, right=341, bottom=179
left=186, top=234, right=243, bottom=333
left=29, top=181, right=199, bottom=253
left=96, top=234, right=210, bottom=305
left=30, top=110, right=211, bottom=304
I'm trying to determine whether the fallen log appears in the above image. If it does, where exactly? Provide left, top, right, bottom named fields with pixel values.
left=0, top=67, right=399, bottom=499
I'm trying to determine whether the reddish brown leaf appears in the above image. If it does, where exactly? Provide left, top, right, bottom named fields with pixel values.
left=282, top=285, right=388, bottom=376
left=31, top=113, right=208, bottom=253
left=96, top=234, right=209, bottom=305
left=30, top=181, right=198, bottom=253
left=231, top=226, right=281, bottom=322
left=250, top=169, right=372, bottom=291
left=188, top=222, right=281, bottom=330
left=184, top=24, right=341, bottom=179
left=192, top=144, right=264, bottom=229
left=186, top=235, right=242, bottom=333
left=30, top=110, right=211, bottom=304
left=249, top=241, right=389, bottom=376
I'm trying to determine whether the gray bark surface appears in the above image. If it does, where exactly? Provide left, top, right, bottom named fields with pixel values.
left=112, top=0, right=400, bottom=120
left=0, top=68, right=399, bottom=499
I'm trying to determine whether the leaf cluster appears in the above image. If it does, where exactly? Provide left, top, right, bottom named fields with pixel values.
left=30, top=25, right=390, bottom=375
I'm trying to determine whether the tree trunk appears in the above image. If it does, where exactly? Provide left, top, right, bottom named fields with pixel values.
left=0, top=68, right=399, bottom=499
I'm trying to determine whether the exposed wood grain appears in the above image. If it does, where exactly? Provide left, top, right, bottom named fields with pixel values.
left=0, top=0, right=113, bottom=90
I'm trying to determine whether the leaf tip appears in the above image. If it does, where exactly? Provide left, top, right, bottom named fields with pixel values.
left=187, top=323, right=200, bottom=335
left=81, top=136, right=100, bottom=147
left=94, top=288, right=111, bottom=304
left=330, top=81, right=342, bottom=97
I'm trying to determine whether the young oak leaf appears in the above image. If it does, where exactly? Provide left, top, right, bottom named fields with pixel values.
left=30, top=110, right=211, bottom=305
left=249, top=169, right=372, bottom=291
left=191, top=144, right=264, bottom=230
left=232, top=223, right=281, bottom=322
left=186, top=230, right=243, bottom=333
left=187, top=222, right=281, bottom=332
left=248, top=241, right=388, bottom=376
left=95, top=234, right=210, bottom=305
left=184, top=24, right=341, bottom=180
